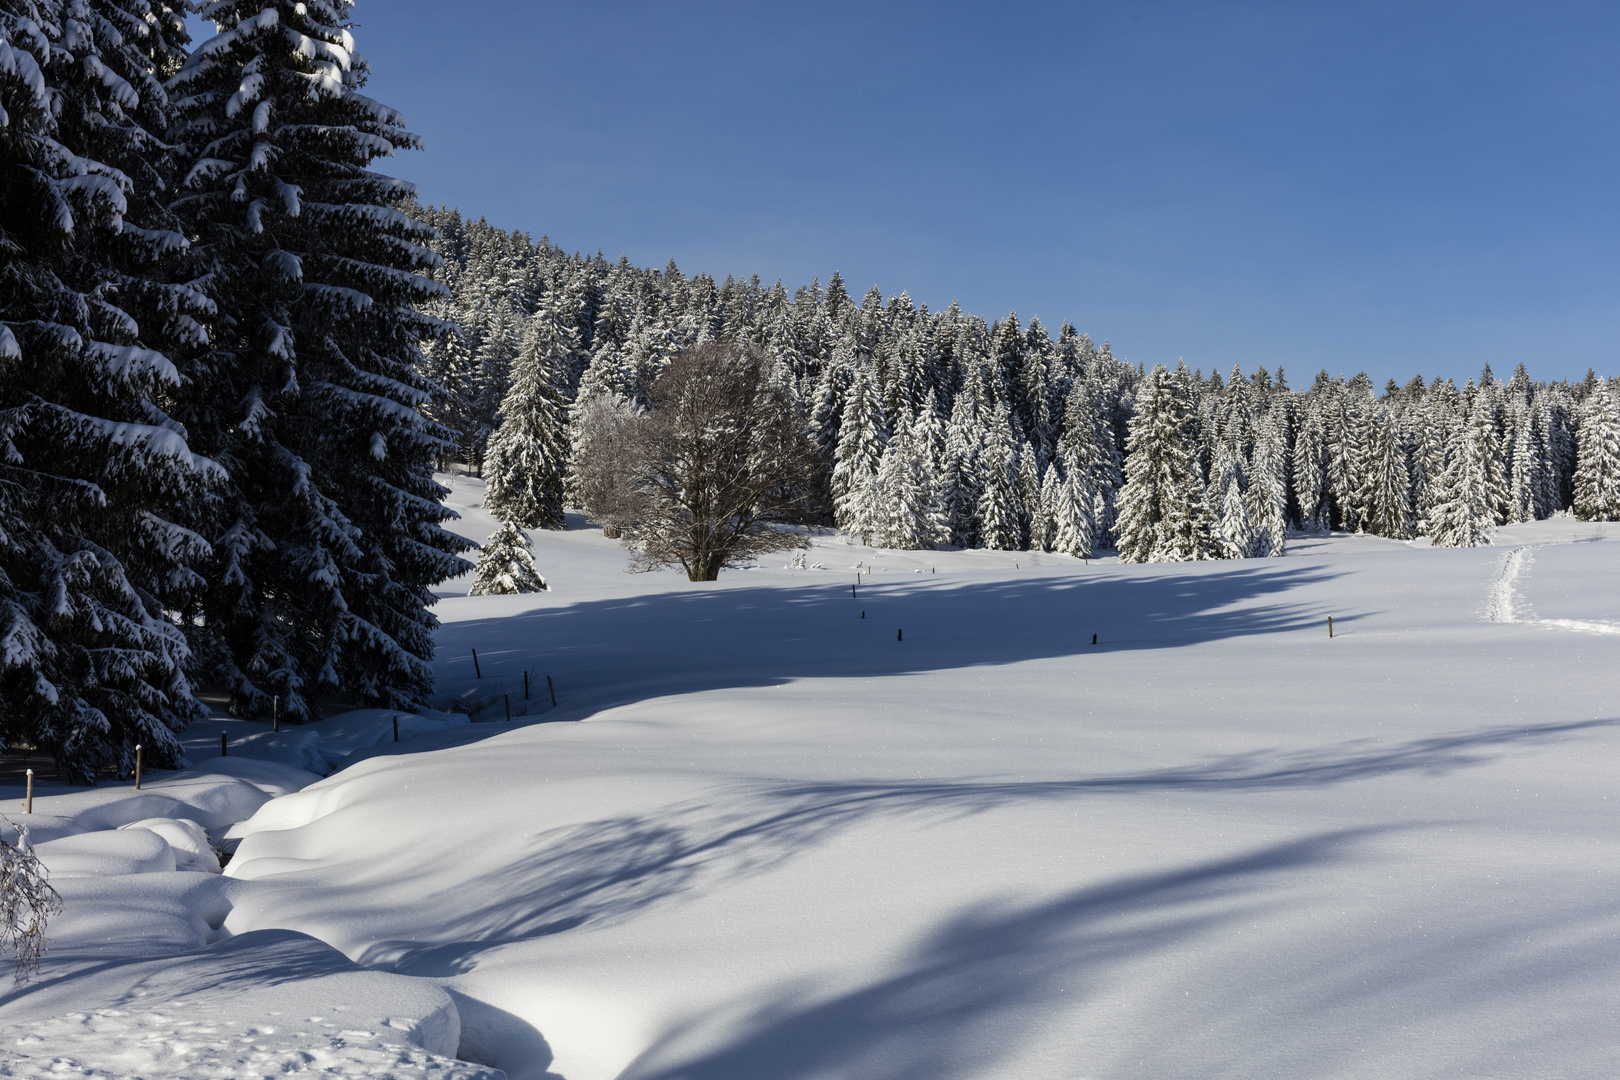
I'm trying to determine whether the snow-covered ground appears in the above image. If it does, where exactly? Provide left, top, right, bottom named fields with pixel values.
left=5, top=475, right=1619, bottom=1079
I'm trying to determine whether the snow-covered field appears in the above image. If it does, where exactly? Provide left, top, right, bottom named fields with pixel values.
left=5, top=474, right=1619, bottom=1079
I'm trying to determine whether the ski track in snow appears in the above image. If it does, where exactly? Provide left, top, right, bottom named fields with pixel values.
left=1487, top=543, right=1620, bottom=634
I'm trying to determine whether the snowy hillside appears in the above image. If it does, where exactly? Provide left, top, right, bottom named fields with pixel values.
left=9, top=476, right=1616, bottom=1079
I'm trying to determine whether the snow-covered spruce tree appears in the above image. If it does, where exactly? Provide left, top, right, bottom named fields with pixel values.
left=468, top=521, right=547, bottom=595
left=975, top=403, right=1022, bottom=550
left=1360, top=409, right=1414, bottom=539
left=1573, top=378, right=1620, bottom=521
left=871, top=416, right=939, bottom=550
left=167, top=1, right=474, bottom=722
left=1032, top=462, right=1059, bottom=553
left=831, top=369, right=886, bottom=540
left=1, top=2, right=220, bottom=779
left=1291, top=402, right=1330, bottom=532
left=1425, top=419, right=1496, bottom=548
left=1211, top=440, right=1253, bottom=559
left=941, top=391, right=982, bottom=547
left=1051, top=452, right=1098, bottom=558
left=1114, top=366, right=1215, bottom=563
left=484, top=311, right=569, bottom=529
left=1246, top=412, right=1288, bottom=557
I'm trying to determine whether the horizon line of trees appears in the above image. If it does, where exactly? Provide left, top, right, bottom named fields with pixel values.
left=423, top=210, right=1620, bottom=569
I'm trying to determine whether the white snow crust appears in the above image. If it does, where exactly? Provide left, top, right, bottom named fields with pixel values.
left=5, top=472, right=1619, bottom=1079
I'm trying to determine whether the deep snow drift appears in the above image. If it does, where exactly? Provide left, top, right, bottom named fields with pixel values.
left=4, top=475, right=1618, bottom=1079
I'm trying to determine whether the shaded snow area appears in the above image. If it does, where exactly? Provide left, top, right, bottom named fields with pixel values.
left=6, top=476, right=1620, bottom=1080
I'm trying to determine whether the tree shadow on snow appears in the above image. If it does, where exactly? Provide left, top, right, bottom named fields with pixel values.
left=613, top=828, right=1379, bottom=1080
left=609, top=822, right=1620, bottom=1080
left=437, top=563, right=1352, bottom=724
left=361, top=717, right=1617, bottom=977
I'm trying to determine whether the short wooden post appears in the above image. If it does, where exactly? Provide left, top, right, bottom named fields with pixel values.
left=861, top=610, right=865, bottom=618
left=135, top=744, right=143, bottom=789
left=897, top=628, right=903, bottom=641
left=524, top=671, right=530, bottom=700
left=1092, top=633, right=1097, bottom=645
left=852, top=584, right=857, bottom=599
left=546, top=675, right=557, bottom=707
left=220, top=732, right=227, bottom=757
left=25, top=769, right=33, bottom=814
left=472, top=648, right=482, bottom=678
left=393, top=715, right=399, bottom=742
left=273, top=695, right=279, bottom=733
left=504, top=694, right=511, bottom=722
left=1328, top=616, right=1334, bottom=639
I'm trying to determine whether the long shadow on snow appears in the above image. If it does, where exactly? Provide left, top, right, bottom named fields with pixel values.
left=436, top=563, right=1351, bottom=723
left=617, top=829, right=1376, bottom=1080
left=614, top=823, right=1620, bottom=1080
left=363, top=717, right=1614, bottom=975
left=0, top=929, right=371, bottom=1017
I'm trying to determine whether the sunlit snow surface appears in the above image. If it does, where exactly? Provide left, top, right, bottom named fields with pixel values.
left=5, top=476, right=1619, bottom=1080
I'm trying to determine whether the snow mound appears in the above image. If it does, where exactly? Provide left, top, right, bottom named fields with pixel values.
left=34, top=829, right=175, bottom=877
left=118, top=818, right=221, bottom=873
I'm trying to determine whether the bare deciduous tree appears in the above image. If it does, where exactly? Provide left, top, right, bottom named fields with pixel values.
left=1, top=821, right=62, bottom=984
left=579, top=342, right=814, bottom=580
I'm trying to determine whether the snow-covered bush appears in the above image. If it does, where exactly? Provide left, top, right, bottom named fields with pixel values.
left=0, top=821, right=61, bottom=984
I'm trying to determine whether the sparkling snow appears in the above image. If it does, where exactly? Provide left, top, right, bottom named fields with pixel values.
left=4, top=473, right=1618, bottom=1079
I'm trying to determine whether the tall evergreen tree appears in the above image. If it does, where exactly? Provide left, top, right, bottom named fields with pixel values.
left=168, top=0, right=474, bottom=722
left=1573, top=379, right=1620, bottom=521
left=1114, top=367, right=1215, bottom=563
left=831, top=369, right=886, bottom=538
left=1246, top=412, right=1288, bottom=557
left=484, top=311, right=569, bottom=529
left=975, top=404, right=1022, bottom=550
left=1, top=0, right=216, bottom=778
left=1211, top=440, right=1253, bottom=559
left=1426, top=419, right=1496, bottom=547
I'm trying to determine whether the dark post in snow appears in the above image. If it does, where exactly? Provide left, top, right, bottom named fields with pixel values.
left=134, top=744, right=143, bottom=789
left=220, top=732, right=227, bottom=757
left=852, top=583, right=857, bottom=599
left=1092, top=633, right=1097, bottom=645
left=1328, top=616, right=1334, bottom=639
left=393, top=716, right=399, bottom=742
left=24, top=769, right=32, bottom=814
left=524, top=671, right=530, bottom=700
left=547, top=675, right=557, bottom=707
left=273, top=695, right=280, bottom=732
left=504, top=694, right=512, bottom=722
left=898, top=628, right=903, bottom=642
left=472, top=648, right=482, bottom=678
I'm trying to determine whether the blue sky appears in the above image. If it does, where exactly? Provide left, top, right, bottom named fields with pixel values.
left=265, top=3, right=1620, bottom=385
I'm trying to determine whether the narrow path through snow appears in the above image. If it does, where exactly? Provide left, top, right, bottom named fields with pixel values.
left=1486, top=542, right=1620, bottom=634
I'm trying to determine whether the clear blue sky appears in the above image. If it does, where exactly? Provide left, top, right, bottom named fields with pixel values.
left=283, top=3, right=1620, bottom=385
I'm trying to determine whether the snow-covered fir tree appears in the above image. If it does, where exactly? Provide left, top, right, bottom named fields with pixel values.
left=484, top=310, right=570, bottom=529
left=1246, top=412, right=1288, bottom=557
left=1426, top=418, right=1496, bottom=548
left=1115, top=367, right=1215, bottom=563
left=1211, top=440, right=1253, bottom=559
left=0, top=0, right=216, bottom=779
left=168, top=0, right=474, bottom=722
left=1573, top=378, right=1620, bottom=521
left=468, top=522, right=548, bottom=595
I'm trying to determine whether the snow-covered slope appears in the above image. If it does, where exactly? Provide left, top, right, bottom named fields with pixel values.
left=198, top=480, right=1620, bottom=1080
left=3, top=476, right=1620, bottom=1075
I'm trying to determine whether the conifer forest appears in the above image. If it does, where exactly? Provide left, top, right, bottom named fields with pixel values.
left=4, top=0, right=1620, bottom=781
